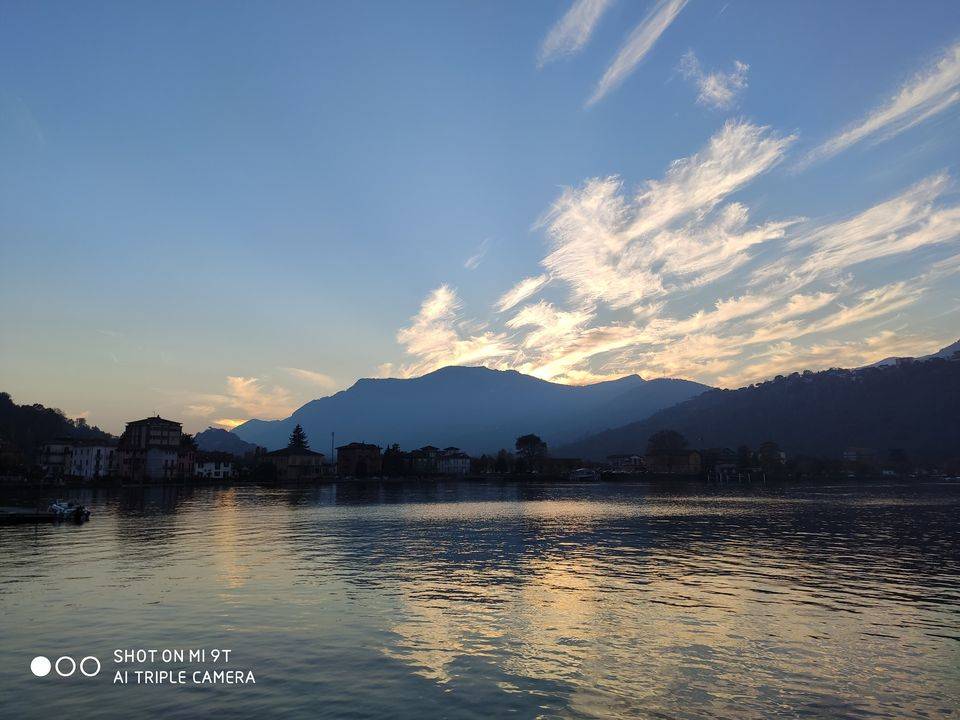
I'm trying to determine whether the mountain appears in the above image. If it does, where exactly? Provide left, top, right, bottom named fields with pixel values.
left=557, top=344, right=960, bottom=462
left=194, top=427, right=261, bottom=456
left=232, top=366, right=711, bottom=454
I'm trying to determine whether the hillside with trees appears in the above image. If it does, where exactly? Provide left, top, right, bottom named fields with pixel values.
left=557, top=351, right=960, bottom=462
left=0, top=392, right=112, bottom=461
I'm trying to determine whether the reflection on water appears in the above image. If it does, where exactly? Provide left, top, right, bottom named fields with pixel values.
left=1, top=481, right=958, bottom=719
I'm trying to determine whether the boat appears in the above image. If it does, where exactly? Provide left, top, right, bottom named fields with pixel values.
left=48, top=500, right=91, bottom=523
left=568, top=468, right=600, bottom=481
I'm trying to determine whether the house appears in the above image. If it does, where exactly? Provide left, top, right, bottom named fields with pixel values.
left=117, top=416, right=187, bottom=481
left=337, top=442, right=381, bottom=477
left=645, top=451, right=702, bottom=476
left=438, top=447, right=471, bottom=475
left=66, top=439, right=117, bottom=479
left=263, top=447, right=325, bottom=481
left=410, top=445, right=440, bottom=474
left=702, top=447, right=739, bottom=482
left=843, top=447, right=877, bottom=464
left=757, top=441, right=786, bottom=466
left=40, top=438, right=74, bottom=480
left=607, top=454, right=644, bottom=472
left=195, top=452, right=237, bottom=480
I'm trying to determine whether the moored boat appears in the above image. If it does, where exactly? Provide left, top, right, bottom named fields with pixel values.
left=48, top=500, right=91, bottom=522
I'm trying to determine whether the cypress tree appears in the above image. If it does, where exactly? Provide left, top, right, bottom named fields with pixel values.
left=288, top=424, right=309, bottom=450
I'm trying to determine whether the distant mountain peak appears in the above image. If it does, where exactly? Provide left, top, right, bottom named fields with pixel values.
left=233, top=365, right=706, bottom=453
left=195, top=427, right=259, bottom=456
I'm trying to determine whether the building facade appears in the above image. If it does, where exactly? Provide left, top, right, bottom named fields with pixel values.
left=607, top=454, right=644, bottom=472
left=337, top=442, right=381, bottom=477
left=118, top=416, right=187, bottom=481
left=40, top=439, right=74, bottom=479
left=645, top=451, right=702, bottom=476
left=67, top=440, right=117, bottom=479
left=437, top=448, right=470, bottom=475
left=195, top=452, right=237, bottom=480
left=263, top=447, right=325, bottom=481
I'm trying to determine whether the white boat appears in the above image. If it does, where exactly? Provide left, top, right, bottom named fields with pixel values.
left=48, top=500, right=91, bottom=522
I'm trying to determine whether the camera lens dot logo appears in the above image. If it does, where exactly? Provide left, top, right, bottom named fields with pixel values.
left=55, top=656, right=77, bottom=677
left=31, top=655, right=101, bottom=678
left=80, top=656, right=101, bottom=677
left=30, top=656, right=52, bottom=677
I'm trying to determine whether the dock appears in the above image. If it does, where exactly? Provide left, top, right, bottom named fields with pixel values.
left=0, top=507, right=63, bottom=524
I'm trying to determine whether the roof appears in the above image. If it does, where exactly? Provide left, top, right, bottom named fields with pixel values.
left=126, top=416, right=182, bottom=427
left=337, top=442, right=379, bottom=451
left=266, top=447, right=324, bottom=457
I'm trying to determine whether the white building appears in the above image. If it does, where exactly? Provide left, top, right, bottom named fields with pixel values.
left=67, top=441, right=116, bottom=479
left=438, top=448, right=471, bottom=475
left=195, top=454, right=235, bottom=480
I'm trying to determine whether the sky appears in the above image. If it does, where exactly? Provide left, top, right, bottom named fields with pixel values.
left=1, top=0, right=959, bottom=435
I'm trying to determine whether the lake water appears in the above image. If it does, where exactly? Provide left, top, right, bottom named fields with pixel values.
left=1, top=480, right=958, bottom=719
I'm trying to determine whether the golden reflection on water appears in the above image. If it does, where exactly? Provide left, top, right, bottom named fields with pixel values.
left=210, top=488, right=247, bottom=591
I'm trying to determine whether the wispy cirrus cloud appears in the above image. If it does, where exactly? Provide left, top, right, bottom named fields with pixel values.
left=538, top=0, right=615, bottom=67
left=799, top=40, right=960, bottom=168
left=752, top=172, right=960, bottom=289
left=727, top=330, right=954, bottom=387
left=540, top=120, right=796, bottom=307
left=463, top=238, right=491, bottom=270
left=283, top=367, right=339, bottom=391
left=678, top=50, right=749, bottom=110
left=495, top=274, right=551, bottom=312
left=388, top=119, right=960, bottom=389
left=587, top=0, right=688, bottom=106
left=395, top=285, right=513, bottom=377
left=169, top=376, right=299, bottom=430
left=224, top=376, right=296, bottom=418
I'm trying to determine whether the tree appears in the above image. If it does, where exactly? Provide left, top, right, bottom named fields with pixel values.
left=180, top=433, right=198, bottom=451
left=288, top=424, right=309, bottom=450
left=382, top=443, right=406, bottom=476
left=757, top=441, right=783, bottom=467
left=646, top=430, right=687, bottom=456
left=515, top=434, right=547, bottom=460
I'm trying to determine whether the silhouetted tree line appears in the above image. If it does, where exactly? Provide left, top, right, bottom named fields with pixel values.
left=0, top=391, right=112, bottom=467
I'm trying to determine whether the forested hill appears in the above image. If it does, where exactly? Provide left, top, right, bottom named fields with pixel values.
left=557, top=352, right=960, bottom=462
left=0, top=392, right=112, bottom=459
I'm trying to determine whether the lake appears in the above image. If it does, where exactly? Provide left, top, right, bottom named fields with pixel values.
left=1, top=480, right=958, bottom=719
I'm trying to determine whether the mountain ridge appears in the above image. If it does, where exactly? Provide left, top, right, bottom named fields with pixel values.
left=556, top=340, right=960, bottom=462
left=232, top=365, right=708, bottom=454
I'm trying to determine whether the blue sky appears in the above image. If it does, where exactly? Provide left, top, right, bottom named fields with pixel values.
left=1, top=0, right=959, bottom=433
